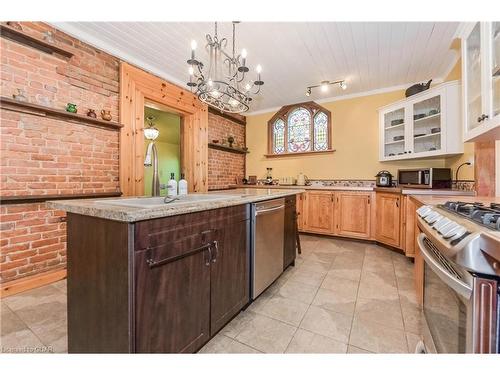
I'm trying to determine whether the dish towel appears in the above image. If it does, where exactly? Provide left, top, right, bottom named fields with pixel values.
left=144, top=142, right=153, bottom=166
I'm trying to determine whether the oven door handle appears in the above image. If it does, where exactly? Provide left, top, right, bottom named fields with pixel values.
left=417, top=233, right=472, bottom=300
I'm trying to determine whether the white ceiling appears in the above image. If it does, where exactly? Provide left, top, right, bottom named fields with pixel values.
left=52, top=22, right=461, bottom=114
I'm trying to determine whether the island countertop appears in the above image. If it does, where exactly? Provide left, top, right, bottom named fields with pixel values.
left=47, top=188, right=305, bottom=223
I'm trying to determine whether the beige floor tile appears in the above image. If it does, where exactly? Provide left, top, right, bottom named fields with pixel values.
left=299, top=259, right=331, bottom=273
left=0, top=328, right=47, bottom=353
left=234, top=314, right=296, bottom=353
left=362, top=256, right=394, bottom=273
left=358, top=271, right=399, bottom=301
left=326, top=268, right=362, bottom=282
left=199, top=333, right=261, bottom=353
left=275, top=279, right=319, bottom=304
left=320, top=274, right=359, bottom=293
left=397, top=276, right=418, bottom=306
left=405, top=332, right=422, bottom=353
left=354, top=297, right=404, bottom=330
left=349, top=317, right=408, bottom=353
left=219, top=310, right=259, bottom=338
left=307, top=252, right=336, bottom=264
left=311, top=287, right=357, bottom=316
left=259, top=295, right=310, bottom=326
left=285, top=329, right=347, bottom=353
left=299, top=306, right=352, bottom=343
left=51, top=279, right=67, bottom=294
left=330, top=254, right=364, bottom=270
left=347, top=345, right=373, bottom=354
left=400, top=301, right=425, bottom=335
left=287, top=268, right=326, bottom=287
left=3, top=285, right=63, bottom=312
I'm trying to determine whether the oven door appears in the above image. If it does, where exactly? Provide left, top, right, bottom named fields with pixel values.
left=417, top=234, right=473, bottom=353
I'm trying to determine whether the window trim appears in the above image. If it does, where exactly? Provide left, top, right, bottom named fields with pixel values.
left=267, top=101, right=333, bottom=156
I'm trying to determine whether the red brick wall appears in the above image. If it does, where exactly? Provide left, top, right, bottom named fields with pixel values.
left=208, top=113, right=246, bottom=190
left=0, top=22, right=120, bottom=283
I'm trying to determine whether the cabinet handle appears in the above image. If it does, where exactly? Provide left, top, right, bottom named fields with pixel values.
left=331, top=194, right=334, bottom=202
left=477, top=114, right=489, bottom=123
left=211, top=240, right=219, bottom=263
left=146, top=242, right=215, bottom=268
left=368, top=197, right=370, bottom=204
left=396, top=199, right=399, bottom=208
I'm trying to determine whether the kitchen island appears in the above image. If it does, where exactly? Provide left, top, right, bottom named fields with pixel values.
left=48, top=188, right=304, bottom=353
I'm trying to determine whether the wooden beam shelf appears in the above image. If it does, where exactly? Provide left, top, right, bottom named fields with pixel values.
left=208, top=106, right=246, bottom=125
left=0, top=191, right=123, bottom=205
left=208, top=142, right=249, bottom=154
left=0, top=24, right=74, bottom=58
left=0, top=97, right=123, bottom=130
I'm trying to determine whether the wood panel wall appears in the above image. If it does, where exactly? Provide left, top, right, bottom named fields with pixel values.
left=119, top=63, right=208, bottom=195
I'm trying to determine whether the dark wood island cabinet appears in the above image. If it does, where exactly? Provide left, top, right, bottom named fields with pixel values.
left=66, top=205, right=250, bottom=353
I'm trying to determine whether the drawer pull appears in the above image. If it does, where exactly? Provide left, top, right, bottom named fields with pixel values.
left=146, top=242, right=215, bottom=269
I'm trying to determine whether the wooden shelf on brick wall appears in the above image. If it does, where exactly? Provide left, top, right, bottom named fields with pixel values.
left=0, top=24, right=74, bottom=58
left=0, top=97, right=123, bottom=130
left=208, top=142, right=249, bottom=154
left=0, top=191, right=123, bottom=205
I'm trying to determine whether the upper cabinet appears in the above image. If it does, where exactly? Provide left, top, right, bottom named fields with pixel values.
left=379, top=81, right=462, bottom=161
left=462, top=22, right=500, bottom=141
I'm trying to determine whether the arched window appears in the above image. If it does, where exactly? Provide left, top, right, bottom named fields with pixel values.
left=268, top=102, right=332, bottom=156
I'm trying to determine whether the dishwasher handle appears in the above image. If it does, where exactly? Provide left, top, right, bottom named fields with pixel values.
left=255, top=204, right=285, bottom=216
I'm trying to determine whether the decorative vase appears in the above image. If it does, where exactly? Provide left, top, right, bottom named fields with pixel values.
left=100, top=109, right=112, bottom=121
left=12, top=89, right=27, bottom=102
left=227, top=136, right=235, bottom=147
left=66, top=103, right=77, bottom=113
left=87, top=109, right=97, bottom=118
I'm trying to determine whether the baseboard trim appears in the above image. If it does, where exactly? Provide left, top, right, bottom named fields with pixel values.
left=1, top=268, right=67, bottom=298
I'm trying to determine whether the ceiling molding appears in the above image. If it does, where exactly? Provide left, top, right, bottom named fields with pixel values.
left=245, top=80, right=446, bottom=116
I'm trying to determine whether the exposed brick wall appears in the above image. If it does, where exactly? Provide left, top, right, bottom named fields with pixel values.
left=0, top=22, right=120, bottom=283
left=207, top=113, right=246, bottom=190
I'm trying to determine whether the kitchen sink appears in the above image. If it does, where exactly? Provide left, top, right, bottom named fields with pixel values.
left=99, top=194, right=244, bottom=208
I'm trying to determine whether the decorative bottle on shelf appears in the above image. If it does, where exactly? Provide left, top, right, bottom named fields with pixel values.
left=178, top=173, right=188, bottom=195
left=167, top=173, right=177, bottom=196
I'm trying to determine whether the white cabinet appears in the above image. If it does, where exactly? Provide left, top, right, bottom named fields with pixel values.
left=462, top=22, right=500, bottom=141
left=379, top=81, right=462, bottom=161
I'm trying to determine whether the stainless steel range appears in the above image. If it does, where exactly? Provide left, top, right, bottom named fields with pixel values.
left=416, top=201, right=500, bottom=354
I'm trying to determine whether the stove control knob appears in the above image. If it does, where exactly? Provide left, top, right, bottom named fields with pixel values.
left=449, top=226, right=468, bottom=241
left=433, top=217, right=451, bottom=230
left=417, top=206, right=433, bottom=217
left=438, top=221, right=458, bottom=235
left=425, top=212, right=442, bottom=224
left=442, top=224, right=464, bottom=239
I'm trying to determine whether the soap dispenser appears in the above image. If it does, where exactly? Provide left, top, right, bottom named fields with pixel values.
left=178, top=173, right=188, bottom=195
left=167, top=173, right=177, bottom=196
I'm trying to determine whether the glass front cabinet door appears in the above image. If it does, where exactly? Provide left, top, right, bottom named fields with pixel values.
left=462, top=22, right=500, bottom=141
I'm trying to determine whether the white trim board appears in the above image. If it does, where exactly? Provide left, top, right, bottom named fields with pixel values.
left=245, top=79, right=445, bottom=117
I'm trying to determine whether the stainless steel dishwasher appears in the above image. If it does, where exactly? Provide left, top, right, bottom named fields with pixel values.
left=251, top=198, right=285, bottom=299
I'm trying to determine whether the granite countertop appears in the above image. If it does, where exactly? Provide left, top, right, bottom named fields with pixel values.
left=231, top=184, right=475, bottom=195
left=231, top=184, right=374, bottom=191
left=409, top=194, right=500, bottom=206
left=47, top=188, right=305, bottom=223
left=374, top=186, right=475, bottom=196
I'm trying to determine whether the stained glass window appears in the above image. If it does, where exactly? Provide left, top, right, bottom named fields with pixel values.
left=273, top=119, right=285, bottom=154
left=268, top=102, right=331, bottom=155
left=313, top=112, right=328, bottom=151
left=287, top=108, right=311, bottom=152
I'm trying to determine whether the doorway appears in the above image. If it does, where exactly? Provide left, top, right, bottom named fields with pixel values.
left=143, top=106, right=181, bottom=196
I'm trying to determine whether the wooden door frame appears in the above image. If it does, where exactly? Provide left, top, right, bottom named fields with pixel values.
left=119, top=62, right=208, bottom=195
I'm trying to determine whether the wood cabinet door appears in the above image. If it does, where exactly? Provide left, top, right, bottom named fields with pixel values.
left=296, top=193, right=305, bottom=231
left=209, top=206, right=250, bottom=335
left=134, top=239, right=211, bottom=353
left=284, top=195, right=297, bottom=270
left=375, top=192, right=401, bottom=248
left=335, top=192, right=371, bottom=239
left=404, top=196, right=421, bottom=257
left=303, top=191, right=335, bottom=234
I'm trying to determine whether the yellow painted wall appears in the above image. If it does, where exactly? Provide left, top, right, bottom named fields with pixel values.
left=246, top=58, right=474, bottom=181
left=443, top=58, right=475, bottom=180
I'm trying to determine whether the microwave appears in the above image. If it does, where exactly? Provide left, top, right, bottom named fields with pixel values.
left=397, top=168, right=452, bottom=189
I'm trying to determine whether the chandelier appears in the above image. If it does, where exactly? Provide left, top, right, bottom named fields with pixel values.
left=186, top=22, right=264, bottom=114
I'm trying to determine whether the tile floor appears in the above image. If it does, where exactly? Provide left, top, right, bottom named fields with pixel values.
left=0, top=235, right=425, bottom=354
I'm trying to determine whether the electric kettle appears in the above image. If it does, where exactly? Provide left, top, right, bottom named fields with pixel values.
left=297, top=173, right=309, bottom=186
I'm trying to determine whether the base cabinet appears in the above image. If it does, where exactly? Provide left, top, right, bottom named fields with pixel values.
left=303, top=191, right=335, bottom=234
left=375, top=192, right=401, bottom=248
left=284, top=195, right=297, bottom=270
left=66, top=205, right=250, bottom=353
left=335, top=192, right=372, bottom=239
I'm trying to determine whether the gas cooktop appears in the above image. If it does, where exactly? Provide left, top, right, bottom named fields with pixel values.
left=439, top=201, right=500, bottom=231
